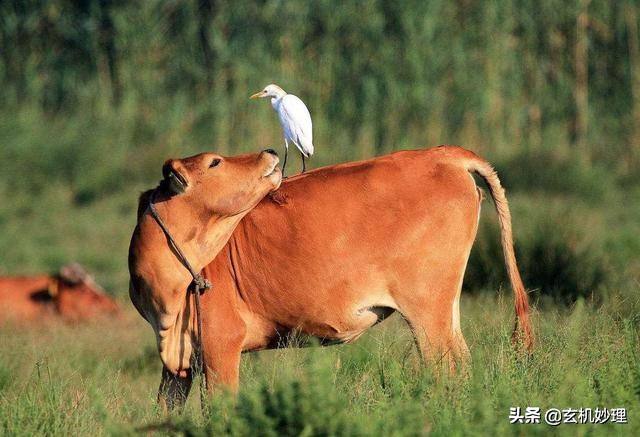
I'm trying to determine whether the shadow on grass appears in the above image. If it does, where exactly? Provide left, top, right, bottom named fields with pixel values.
left=465, top=213, right=609, bottom=306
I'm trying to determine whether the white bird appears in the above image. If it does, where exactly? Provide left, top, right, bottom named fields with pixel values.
left=250, top=84, right=314, bottom=176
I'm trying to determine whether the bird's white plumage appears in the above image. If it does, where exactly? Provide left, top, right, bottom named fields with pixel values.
left=251, top=83, right=314, bottom=174
left=273, top=94, right=314, bottom=157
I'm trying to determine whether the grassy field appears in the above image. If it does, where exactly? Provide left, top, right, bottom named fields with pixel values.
left=1, top=293, right=638, bottom=436
left=1, top=0, right=639, bottom=435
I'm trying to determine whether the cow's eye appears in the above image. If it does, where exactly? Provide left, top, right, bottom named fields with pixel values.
left=210, top=158, right=222, bottom=168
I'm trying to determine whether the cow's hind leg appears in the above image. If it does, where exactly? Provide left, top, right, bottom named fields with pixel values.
left=450, top=283, right=471, bottom=370
left=158, top=366, right=193, bottom=412
left=400, top=304, right=456, bottom=373
left=396, top=276, right=469, bottom=374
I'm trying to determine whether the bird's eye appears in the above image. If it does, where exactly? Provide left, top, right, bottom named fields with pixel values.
left=210, top=158, right=222, bottom=168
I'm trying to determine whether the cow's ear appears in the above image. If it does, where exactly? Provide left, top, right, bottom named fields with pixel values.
left=161, top=159, right=189, bottom=194
left=47, top=278, right=59, bottom=297
left=59, top=263, right=87, bottom=285
left=137, top=189, right=155, bottom=220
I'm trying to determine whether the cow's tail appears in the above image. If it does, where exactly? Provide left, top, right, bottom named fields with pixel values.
left=465, top=155, right=534, bottom=351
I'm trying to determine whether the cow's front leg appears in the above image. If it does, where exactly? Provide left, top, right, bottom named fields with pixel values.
left=200, top=309, right=247, bottom=395
left=157, top=366, right=193, bottom=412
left=202, top=341, right=242, bottom=394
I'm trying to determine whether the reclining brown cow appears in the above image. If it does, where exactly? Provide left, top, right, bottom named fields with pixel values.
left=128, top=146, right=532, bottom=409
left=0, top=263, right=119, bottom=323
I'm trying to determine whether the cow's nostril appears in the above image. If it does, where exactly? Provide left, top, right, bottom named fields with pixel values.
left=264, top=148, right=278, bottom=157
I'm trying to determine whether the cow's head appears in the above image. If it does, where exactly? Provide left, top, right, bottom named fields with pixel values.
left=50, top=263, right=119, bottom=321
left=129, top=149, right=281, bottom=376
left=160, top=149, right=281, bottom=215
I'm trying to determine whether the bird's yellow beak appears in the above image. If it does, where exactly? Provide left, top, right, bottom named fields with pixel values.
left=250, top=91, right=265, bottom=99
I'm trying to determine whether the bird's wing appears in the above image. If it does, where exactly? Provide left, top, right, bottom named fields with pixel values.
left=279, top=94, right=314, bottom=156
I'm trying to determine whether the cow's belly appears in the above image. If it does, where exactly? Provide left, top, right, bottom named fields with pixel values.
left=241, top=288, right=399, bottom=351
left=297, top=304, right=396, bottom=344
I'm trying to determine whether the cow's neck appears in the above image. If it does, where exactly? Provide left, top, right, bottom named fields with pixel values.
left=222, top=212, right=273, bottom=300
left=147, top=196, right=244, bottom=281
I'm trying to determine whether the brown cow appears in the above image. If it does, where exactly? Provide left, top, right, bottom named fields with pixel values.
left=128, top=146, right=532, bottom=410
left=0, top=263, right=119, bottom=323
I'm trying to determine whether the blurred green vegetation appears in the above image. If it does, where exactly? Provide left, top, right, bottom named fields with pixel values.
left=2, top=0, right=640, bottom=161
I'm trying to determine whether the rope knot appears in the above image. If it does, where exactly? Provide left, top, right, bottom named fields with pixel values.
left=192, top=275, right=211, bottom=294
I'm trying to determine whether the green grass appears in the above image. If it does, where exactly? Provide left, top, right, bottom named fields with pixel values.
left=1, top=293, right=638, bottom=436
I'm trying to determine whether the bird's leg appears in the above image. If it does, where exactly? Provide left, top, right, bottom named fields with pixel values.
left=282, top=141, right=289, bottom=178
left=301, top=153, right=306, bottom=173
